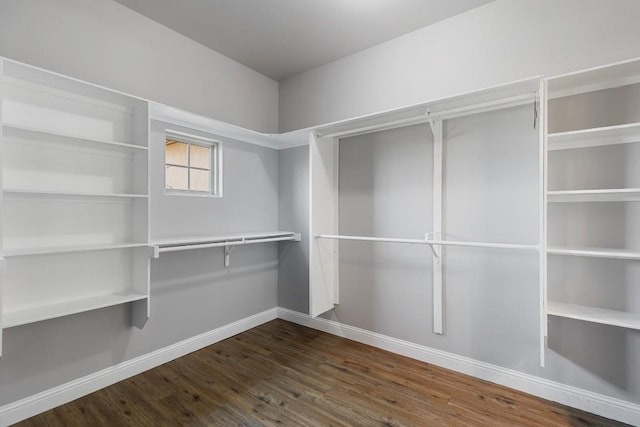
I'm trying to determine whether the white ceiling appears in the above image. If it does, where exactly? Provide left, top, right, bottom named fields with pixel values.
left=114, top=0, right=494, bottom=81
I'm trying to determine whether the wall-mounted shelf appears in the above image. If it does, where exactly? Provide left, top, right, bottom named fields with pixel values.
left=3, top=292, right=148, bottom=329
left=547, top=122, right=640, bottom=151
left=3, top=189, right=148, bottom=199
left=2, top=124, right=148, bottom=154
left=152, top=231, right=301, bottom=267
left=547, top=301, right=640, bottom=330
left=0, top=58, right=151, bottom=336
left=547, top=188, right=640, bottom=202
left=3, top=242, right=151, bottom=258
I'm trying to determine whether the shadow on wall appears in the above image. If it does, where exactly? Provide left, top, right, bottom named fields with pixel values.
left=548, top=318, right=633, bottom=390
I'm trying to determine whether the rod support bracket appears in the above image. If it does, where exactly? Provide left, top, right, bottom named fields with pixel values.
left=426, top=109, right=437, bottom=137
left=224, top=245, right=234, bottom=267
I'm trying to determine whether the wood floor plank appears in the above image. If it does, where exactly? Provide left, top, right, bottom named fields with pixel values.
left=14, top=319, right=628, bottom=427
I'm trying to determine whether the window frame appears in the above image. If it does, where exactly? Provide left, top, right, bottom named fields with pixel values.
left=164, top=130, right=223, bottom=197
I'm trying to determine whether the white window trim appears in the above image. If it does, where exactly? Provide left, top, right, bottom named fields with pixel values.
left=164, top=129, right=223, bottom=197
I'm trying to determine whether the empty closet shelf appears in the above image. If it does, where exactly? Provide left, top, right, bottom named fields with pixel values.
left=3, top=293, right=148, bottom=328
left=547, top=122, right=640, bottom=150
left=3, top=242, right=151, bottom=257
left=547, top=301, right=640, bottom=330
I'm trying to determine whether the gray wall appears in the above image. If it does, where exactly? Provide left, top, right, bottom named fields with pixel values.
left=0, top=0, right=278, bottom=133
left=278, top=146, right=309, bottom=314
left=0, top=123, right=280, bottom=408
left=279, top=0, right=640, bottom=132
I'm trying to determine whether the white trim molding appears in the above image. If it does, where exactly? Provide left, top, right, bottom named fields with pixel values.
left=277, top=308, right=640, bottom=426
left=2, top=306, right=639, bottom=426
left=0, top=308, right=278, bottom=426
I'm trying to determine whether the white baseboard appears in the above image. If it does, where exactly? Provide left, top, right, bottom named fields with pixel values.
left=3, top=306, right=638, bottom=426
left=277, top=308, right=640, bottom=426
left=0, top=308, right=278, bottom=426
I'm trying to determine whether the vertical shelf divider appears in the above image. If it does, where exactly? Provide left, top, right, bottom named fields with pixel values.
left=430, top=119, right=444, bottom=335
left=0, top=58, right=5, bottom=356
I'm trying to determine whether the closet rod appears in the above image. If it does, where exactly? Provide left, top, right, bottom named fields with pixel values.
left=318, top=92, right=536, bottom=139
left=156, top=235, right=299, bottom=254
left=316, top=234, right=429, bottom=245
left=316, top=234, right=538, bottom=252
left=425, top=239, right=538, bottom=251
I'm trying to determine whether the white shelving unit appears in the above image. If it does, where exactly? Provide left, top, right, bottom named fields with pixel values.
left=309, top=78, right=545, bottom=362
left=545, top=57, right=640, bottom=333
left=0, top=59, right=151, bottom=337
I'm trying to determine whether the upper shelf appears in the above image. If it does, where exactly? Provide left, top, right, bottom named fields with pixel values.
left=3, top=60, right=144, bottom=111
left=2, top=124, right=147, bottom=154
left=547, top=188, right=640, bottom=202
left=547, top=57, right=640, bottom=98
left=314, top=78, right=540, bottom=139
left=547, top=122, right=640, bottom=150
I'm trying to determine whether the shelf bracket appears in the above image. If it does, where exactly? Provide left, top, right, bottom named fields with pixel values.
left=224, top=244, right=235, bottom=267
left=426, top=109, right=437, bottom=137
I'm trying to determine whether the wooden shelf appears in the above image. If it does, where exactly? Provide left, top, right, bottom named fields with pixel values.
left=547, top=122, right=640, bottom=151
left=547, top=301, right=640, bottom=330
left=2, top=124, right=147, bottom=154
left=3, top=242, right=150, bottom=257
left=3, top=293, right=148, bottom=328
left=3, top=188, right=148, bottom=199
left=547, top=188, right=640, bottom=202
left=547, top=246, right=640, bottom=260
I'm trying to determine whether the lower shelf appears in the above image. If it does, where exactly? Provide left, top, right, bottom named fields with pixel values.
left=3, top=293, right=148, bottom=328
left=547, top=301, right=640, bottom=330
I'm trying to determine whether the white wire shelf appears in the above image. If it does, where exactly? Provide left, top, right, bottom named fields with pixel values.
left=547, top=301, right=640, bottom=330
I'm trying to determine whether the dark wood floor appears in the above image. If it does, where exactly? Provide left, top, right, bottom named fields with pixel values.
left=17, top=319, right=626, bottom=426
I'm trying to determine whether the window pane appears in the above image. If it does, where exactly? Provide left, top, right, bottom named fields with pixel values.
left=190, top=168, right=211, bottom=192
left=190, top=144, right=211, bottom=169
left=166, top=165, right=189, bottom=190
left=166, top=140, right=188, bottom=166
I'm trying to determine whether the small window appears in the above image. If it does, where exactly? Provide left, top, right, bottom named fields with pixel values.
left=165, top=131, right=221, bottom=196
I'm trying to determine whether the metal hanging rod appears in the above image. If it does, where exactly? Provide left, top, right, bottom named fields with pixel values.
left=316, top=234, right=538, bottom=254
left=425, top=239, right=538, bottom=251
left=316, top=234, right=438, bottom=257
left=152, top=232, right=302, bottom=266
